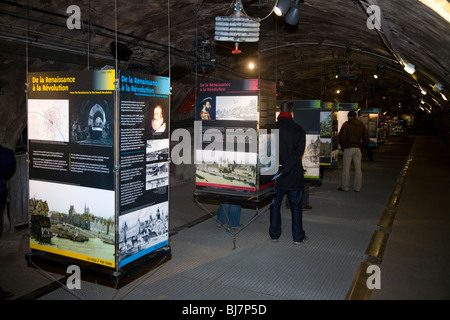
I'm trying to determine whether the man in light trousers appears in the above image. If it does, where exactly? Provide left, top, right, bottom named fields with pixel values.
left=338, top=111, right=370, bottom=192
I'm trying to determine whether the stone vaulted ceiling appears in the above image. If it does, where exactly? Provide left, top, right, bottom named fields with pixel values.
left=0, top=0, right=449, bottom=148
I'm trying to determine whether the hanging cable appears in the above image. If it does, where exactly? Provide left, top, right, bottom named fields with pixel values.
left=114, top=0, right=118, bottom=73
left=167, top=0, right=172, bottom=241
left=25, top=0, right=30, bottom=161
left=87, top=0, right=90, bottom=70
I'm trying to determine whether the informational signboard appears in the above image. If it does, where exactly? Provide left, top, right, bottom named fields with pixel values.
left=292, top=100, right=321, bottom=179
left=195, top=79, right=276, bottom=197
left=320, top=102, right=338, bottom=166
left=28, top=70, right=116, bottom=268
left=360, top=108, right=379, bottom=145
left=117, top=72, right=170, bottom=268
left=27, top=70, right=170, bottom=270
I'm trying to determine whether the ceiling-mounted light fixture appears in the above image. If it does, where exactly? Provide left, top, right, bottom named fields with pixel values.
left=403, top=62, right=415, bottom=74
left=274, top=0, right=301, bottom=25
left=274, top=0, right=291, bottom=16
left=285, top=0, right=301, bottom=25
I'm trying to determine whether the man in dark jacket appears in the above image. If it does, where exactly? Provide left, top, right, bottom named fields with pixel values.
left=269, top=101, right=307, bottom=245
left=0, top=144, right=15, bottom=236
left=338, top=110, right=370, bottom=192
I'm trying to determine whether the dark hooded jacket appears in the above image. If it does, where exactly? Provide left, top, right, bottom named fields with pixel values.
left=275, top=113, right=306, bottom=191
left=339, top=118, right=370, bottom=150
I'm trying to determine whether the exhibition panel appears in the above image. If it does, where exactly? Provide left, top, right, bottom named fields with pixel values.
left=27, top=70, right=171, bottom=274
left=195, top=79, right=277, bottom=198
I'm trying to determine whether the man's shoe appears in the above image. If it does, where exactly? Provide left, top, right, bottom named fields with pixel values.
left=354, top=190, right=360, bottom=193
left=302, top=205, right=312, bottom=210
left=338, top=187, right=348, bottom=192
left=294, top=236, right=308, bottom=245
left=271, top=238, right=279, bottom=242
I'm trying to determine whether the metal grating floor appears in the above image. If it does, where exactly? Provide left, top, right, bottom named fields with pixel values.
left=36, top=139, right=414, bottom=301
left=38, top=207, right=377, bottom=300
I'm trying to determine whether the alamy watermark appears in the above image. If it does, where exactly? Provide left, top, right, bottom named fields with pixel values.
left=66, top=265, right=81, bottom=289
left=172, top=121, right=279, bottom=176
left=66, top=5, right=81, bottom=30
left=366, top=265, right=381, bottom=290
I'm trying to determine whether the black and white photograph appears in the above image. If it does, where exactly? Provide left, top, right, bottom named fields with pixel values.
left=303, top=134, right=321, bottom=178
left=216, top=95, right=258, bottom=121
left=118, top=201, right=169, bottom=264
left=145, top=161, right=169, bottom=190
left=70, top=98, right=114, bottom=146
left=146, top=138, right=169, bottom=162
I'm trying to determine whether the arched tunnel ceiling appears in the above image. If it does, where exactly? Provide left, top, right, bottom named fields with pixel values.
left=0, top=0, right=449, bottom=114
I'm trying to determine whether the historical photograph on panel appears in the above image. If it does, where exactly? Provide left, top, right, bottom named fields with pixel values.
left=70, top=98, right=114, bottom=146
left=146, top=138, right=169, bottom=162
left=319, top=137, right=332, bottom=159
left=145, top=161, right=169, bottom=190
left=195, top=149, right=257, bottom=189
left=28, top=99, right=70, bottom=143
left=320, top=111, right=333, bottom=137
left=303, top=134, right=321, bottom=178
left=197, top=96, right=215, bottom=120
left=148, top=103, right=168, bottom=135
left=29, top=180, right=115, bottom=265
left=118, top=201, right=169, bottom=262
left=216, top=95, right=258, bottom=120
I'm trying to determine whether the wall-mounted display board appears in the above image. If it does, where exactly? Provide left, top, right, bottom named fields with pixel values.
left=194, top=79, right=277, bottom=200
left=360, top=108, right=379, bottom=145
left=26, top=70, right=171, bottom=280
left=320, top=102, right=338, bottom=166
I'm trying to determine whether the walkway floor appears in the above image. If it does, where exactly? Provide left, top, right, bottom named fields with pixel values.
left=0, top=134, right=449, bottom=301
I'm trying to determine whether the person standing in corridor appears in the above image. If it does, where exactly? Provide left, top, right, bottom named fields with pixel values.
left=269, top=101, right=307, bottom=245
left=338, top=110, right=370, bottom=192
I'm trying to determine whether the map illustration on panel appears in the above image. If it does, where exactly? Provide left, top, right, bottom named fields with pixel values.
left=28, top=99, right=69, bottom=142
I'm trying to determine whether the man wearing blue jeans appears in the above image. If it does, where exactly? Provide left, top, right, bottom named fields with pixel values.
left=269, top=101, right=307, bottom=245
